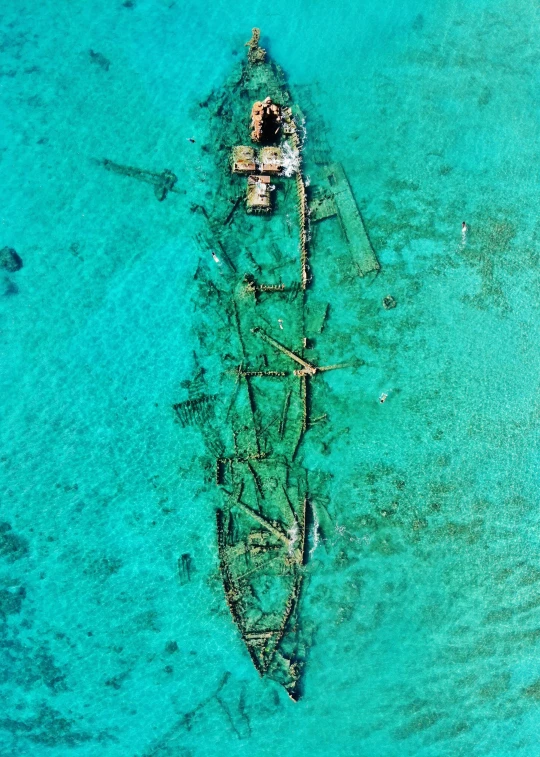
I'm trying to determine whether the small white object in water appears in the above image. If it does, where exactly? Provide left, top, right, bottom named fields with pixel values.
left=287, top=520, right=299, bottom=556
left=310, top=511, right=320, bottom=556
left=278, top=319, right=283, bottom=329
left=211, top=252, right=220, bottom=264
left=379, top=392, right=388, bottom=404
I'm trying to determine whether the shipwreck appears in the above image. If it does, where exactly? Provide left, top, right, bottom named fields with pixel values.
left=171, top=28, right=380, bottom=700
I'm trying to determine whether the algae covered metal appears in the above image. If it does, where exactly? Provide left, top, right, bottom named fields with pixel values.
left=174, top=28, right=379, bottom=700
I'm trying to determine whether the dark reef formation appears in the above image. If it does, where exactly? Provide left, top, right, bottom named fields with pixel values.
left=0, top=246, right=23, bottom=272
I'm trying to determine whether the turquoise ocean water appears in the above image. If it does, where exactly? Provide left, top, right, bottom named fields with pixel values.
left=2, top=0, right=540, bottom=754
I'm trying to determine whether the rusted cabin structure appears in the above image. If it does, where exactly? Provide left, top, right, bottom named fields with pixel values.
left=246, top=174, right=271, bottom=213
left=231, top=145, right=257, bottom=174
left=258, top=146, right=283, bottom=174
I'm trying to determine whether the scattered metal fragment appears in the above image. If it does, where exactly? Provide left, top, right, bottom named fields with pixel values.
left=89, top=49, right=110, bottom=71
left=96, top=158, right=179, bottom=201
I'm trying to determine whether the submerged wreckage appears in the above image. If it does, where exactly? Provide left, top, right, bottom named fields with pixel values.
left=172, top=29, right=380, bottom=701
left=94, top=29, right=380, bottom=701
left=96, top=27, right=379, bottom=701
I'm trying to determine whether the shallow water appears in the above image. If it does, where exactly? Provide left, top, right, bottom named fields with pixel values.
left=2, top=1, right=540, bottom=755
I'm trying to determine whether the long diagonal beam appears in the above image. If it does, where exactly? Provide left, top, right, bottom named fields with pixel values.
left=251, top=327, right=316, bottom=375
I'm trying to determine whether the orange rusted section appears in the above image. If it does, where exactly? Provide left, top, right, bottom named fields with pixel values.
left=250, top=97, right=281, bottom=143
